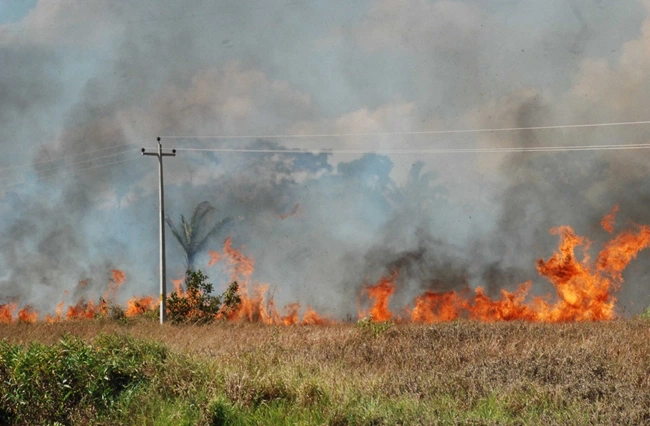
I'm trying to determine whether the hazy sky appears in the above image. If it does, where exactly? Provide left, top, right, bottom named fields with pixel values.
left=2, top=0, right=650, bottom=316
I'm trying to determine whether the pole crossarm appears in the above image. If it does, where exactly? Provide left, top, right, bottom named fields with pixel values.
left=141, top=137, right=176, bottom=324
left=143, top=152, right=177, bottom=157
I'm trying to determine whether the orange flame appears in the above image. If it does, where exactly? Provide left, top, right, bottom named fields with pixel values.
left=45, top=302, right=65, bottom=323
left=410, top=290, right=467, bottom=323
left=125, top=296, right=157, bottom=317
left=65, top=299, right=106, bottom=320
left=596, top=224, right=650, bottom=280
left=359, top=271, right=398, bottom=322
left=601, top=204, right=619, bottom=234
left=0, top=304, right=16, bottom=324
left=223, top=237, right=254, bottom=280
left=5, top=209, right=650, bottom=325
left=206, top=237, right=333, bottom=325
left=17, top=307, right=38, bottom=323
left=302, top=306, right=331, bottom=325
left=103, top=269, right=126, bottom=300
left=359, top=220, right=650, bottom=323
left=207, top=251, right=220, bottom=267
left=172, top=277, right=185, bottom=295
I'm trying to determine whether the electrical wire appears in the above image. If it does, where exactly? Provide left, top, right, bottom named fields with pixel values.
left=159, top=120, right=650, bottom=140
left=30, top=148, right=140, bottom=176
left=0, top=0, right=313, bottom=34
left=0, top=143, right=136, bottom=174
left=168, top=142, right=650, bottom=155
left=2, top=156, right=145, bottom=191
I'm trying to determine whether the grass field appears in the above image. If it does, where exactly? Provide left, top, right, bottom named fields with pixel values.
left=1, top=318, right=650, bottom=425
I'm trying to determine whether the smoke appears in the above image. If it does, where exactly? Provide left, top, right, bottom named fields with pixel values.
left=0, top=44, right=61, bottom=172
left=3, top=0, right=650, bottom=316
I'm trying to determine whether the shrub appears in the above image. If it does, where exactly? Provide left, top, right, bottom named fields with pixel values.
left=357, top=316, right=394, bottom=337
left=0, top=334, right=167, bottom=424
left=167, top=270, right=241, bottom=324
left=640, top=305, right=650, bottom=319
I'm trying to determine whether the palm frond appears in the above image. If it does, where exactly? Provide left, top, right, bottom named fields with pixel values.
left=166, top=216, right=191, bottom=252
left=193, top=217, right=232, bottom=254
left=166, top=202, right=231, bottom=270
left=190, top=201, right=217, bottom=230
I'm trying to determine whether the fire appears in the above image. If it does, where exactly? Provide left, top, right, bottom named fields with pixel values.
left=125, top=296, right=157, bottom=317
left=601, top=204, right=619, bottom=234
left=111, top=269, right=126, bottom=285
left=0, top=304, right=16, bottom=324
left=302, top=306, right=331, bottom=325
left=3, top=208, right=649, bottom=325
left=207, top=251, right=220, bottom=267
left=410, top=290, right=467, bottom=323
left=104, top=269, right=126, bottom=300
left=223, top=237, right=254, bottom=279
left=17, top=307, right=38, bottom=323
left=358, top=271, right=398, bottom=322
left=211, top=237, right=332, bottom=325
left=45, top=302, right=65, bottom=323
left=172, top=278, right=185, bottom=295
left=65, top=299, right=107, bottom=320
left=359, top=220, right=650, bottom=323
left=596, top=225, right=650, bottom=280
left=0, top=270, right=156, bottom=323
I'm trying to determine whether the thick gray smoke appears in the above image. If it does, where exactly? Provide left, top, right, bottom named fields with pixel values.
left=2, top=0, right=650, bottom=316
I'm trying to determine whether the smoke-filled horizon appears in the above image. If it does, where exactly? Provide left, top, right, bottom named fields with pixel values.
left=2, top=0, right=650, bottom=318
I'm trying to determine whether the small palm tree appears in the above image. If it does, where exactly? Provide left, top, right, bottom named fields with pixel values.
left=166, top=201, right=232, bottom=270
left=385, top=161, right=447, bottom=214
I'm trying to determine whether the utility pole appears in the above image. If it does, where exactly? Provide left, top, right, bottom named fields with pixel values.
left=142, top=137, right=176, bottom=324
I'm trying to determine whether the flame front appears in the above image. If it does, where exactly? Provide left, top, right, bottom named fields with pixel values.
left=3, top=209, right=650, bottom=324
left=359, top=271, right=398, bottom=322
left=217, top=237, right=332, bottom=325
left=359, top=220, right=650, bottom=323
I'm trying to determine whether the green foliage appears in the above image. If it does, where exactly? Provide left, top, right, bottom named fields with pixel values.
left=167, top=270, right=241, bottom=324
left=210, top=397, right=240, bottom=426
left=357, top=316, right=394, bottom=337
left=1, top=322, right=650, bottom=424
left=639, top=305, right=650, bottom=319
left=165, top=201, right=231, bottom=270
left=0, top=334, right=167, bottom=425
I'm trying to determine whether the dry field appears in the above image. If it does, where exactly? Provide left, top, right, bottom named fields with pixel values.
left=1, top=318, right=650, bottom=425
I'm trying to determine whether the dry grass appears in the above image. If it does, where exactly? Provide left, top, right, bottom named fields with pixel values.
left=2, top=319, right=650, bottom=424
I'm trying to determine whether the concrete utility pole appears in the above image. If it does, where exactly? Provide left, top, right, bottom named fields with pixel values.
left=142, top=137, right=176, bottom=324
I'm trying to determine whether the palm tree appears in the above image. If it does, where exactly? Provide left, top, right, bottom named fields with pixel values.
left=385, top=161, right=447, bottom=214
left=165, top=201, right=232, bottom=270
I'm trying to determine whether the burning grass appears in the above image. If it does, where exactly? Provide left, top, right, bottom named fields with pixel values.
left=1, top=319, right=650, bottom=424
left=2, top=207, right=650, bottom=423
left=3, top=207, right=650, bottom=326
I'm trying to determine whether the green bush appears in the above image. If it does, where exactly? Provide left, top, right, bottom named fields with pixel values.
left=210, top=397, right=241, bottom=426
left=357, top=316, right=394, bottom=337
left=167, top=270, right=241, bottom=324
left=640, top=305, right=650, bottom=319
left=0, top=334, right=167, bottom=425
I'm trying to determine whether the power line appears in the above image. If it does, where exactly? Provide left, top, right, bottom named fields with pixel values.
left=0, top=0, right=312, bottom=34
left=169, top=142, right=650, bottom=155
left=0, top=143, right=135, bottom=174
left=2, top=156, right=145, bottom=191
left=28, top=149, right=140, bottom=176
left=160, top=119, right=650, bottom=140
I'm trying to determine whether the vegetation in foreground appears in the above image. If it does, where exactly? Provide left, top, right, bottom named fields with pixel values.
left=1, top=319, right=650, bottom=425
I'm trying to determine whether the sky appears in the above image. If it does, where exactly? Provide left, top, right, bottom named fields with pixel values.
left=2, top=0, right=650, bottom=317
